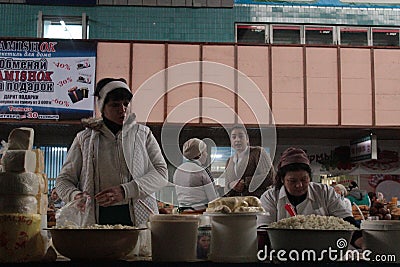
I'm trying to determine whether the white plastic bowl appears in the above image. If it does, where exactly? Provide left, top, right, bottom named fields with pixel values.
left=150, top=214, right=200, bottom=262
left=207, top=213, right=259, bottom=263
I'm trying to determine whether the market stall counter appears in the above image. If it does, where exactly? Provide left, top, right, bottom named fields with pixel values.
left=0, top=259, right=394, bottom=267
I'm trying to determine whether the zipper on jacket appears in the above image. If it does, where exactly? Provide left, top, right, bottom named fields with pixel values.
left=115, top=134, right=123, bottom=184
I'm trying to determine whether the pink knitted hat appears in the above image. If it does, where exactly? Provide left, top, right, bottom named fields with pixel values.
left=278, top=147, right=310, bottom=169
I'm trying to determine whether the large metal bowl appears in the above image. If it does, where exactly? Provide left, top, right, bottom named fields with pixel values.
left=266, top=228, right=354, bottom=262
left=47, top=228, right=146, bottom=261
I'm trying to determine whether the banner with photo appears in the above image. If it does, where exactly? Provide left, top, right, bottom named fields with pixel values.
left=0, top=39, right=96, bottom=121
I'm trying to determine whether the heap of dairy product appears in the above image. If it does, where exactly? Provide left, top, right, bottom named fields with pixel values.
left=56, top=224, right=139, bottom=229
left=268, top=214, right=357, bottom=230
left=206, top=196, right=265, bottom=213
left=0, top=127, right=49, bottom=262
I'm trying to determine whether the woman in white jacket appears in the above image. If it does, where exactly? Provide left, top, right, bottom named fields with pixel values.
left=56, top=78, right=168, bottom=227
left=260, top=147, right=353, bottom=224
left=260, top=147, right=363, bottom=248
left=173, top=138, right=218, bottom=212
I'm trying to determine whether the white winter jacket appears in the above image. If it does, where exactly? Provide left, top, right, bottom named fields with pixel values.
left=260, top=182, right=352, bottom=225
left=56, top=114, right=168, bottom=226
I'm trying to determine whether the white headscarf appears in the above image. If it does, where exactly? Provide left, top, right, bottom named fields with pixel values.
left=96, top=80, right=132, bottom=112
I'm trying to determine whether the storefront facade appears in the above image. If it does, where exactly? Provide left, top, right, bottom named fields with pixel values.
left=1, top=1, right=400, bottom=200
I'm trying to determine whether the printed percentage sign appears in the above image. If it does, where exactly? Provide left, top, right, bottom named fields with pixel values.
left=54, top=62, right=71, bottom=71
left=53, top=98, right=70, bottom=107
left=57, top=77, right=73, bottom=87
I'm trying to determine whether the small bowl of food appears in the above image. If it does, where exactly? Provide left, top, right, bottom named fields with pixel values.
left=47, top=224, right=146, bottom=261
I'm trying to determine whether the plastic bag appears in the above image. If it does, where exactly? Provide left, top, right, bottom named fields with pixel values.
left=138, top=223, right=151, bottom=256
left=125, top=223, right=151, bottom=259
left=55, top=196, right=91, bottom=228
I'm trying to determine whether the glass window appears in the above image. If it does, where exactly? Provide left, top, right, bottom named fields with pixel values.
left=372, top=28, right=399, bottom=46
left=236, top=25, right=266, bottom=44
left=38, top=12, right=88, bottom=39
left=37, top=146, right=68, bottom=192
left=210, top=146, right=233, bottom=174
left=340, top=27, right=368, bottom=46
left=305, top=26, right=334, bottom=45
left=272, top=25, right=301, bottom=44
left=44, top=19, right=82, bottom=39
left=210, top=146, right=271, bottom=187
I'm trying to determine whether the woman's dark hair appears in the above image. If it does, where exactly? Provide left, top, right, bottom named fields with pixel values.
left=274, top=163, right=312, bottom=190
left=229, top=124, right=248, bottom=136
left=368, top=191, right=376, bottom=200
left=104, top=88, right=133, bottom=103
left=349, top=181, right=358, bottom=191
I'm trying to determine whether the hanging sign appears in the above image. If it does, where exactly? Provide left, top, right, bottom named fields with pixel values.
left=0, top=39, right=96, bottom=121
left=350, top=134, right=378, bottom=162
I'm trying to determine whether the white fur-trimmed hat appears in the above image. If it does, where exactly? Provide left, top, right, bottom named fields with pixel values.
left=95, top=79, right=133, bottom=112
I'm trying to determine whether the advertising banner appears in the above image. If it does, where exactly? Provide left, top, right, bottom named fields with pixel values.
left=0, top=39, right=96, bottom=121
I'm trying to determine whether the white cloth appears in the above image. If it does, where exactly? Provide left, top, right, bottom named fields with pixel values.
left=56, top=113, right=168, bottom=226
left=173, top=160, right=218, bottom=210
left=222, top=146, right=273, bottom=194
left=259, top=182, right=353, bottom=225
left=232, top=147, right=248, bottom=176
left=97, top=125, right=129, bottom=206
left=342, top=197, right=353, bottom=212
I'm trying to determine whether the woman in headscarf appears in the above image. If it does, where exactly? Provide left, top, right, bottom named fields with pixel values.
left=260, top=147, right=356, bottom=223
left=260, top=147, right=362, bottom=247
left=56, top=78, right=168, bottom=227
left=347, top=181, right=371, bottom=207
left=173, top=138, right=218, bottom=212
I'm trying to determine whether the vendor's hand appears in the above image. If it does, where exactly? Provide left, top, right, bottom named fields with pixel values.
left=232, top=179, right=245, bottom=193
left=73, top=191, right=91, bottom=211
left=74, top=191, right=90, bottom=200
left=95, top=186, right=125, bottom=207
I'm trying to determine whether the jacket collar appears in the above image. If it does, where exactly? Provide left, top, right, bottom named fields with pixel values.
left=278, top=182, right=315, bottom=201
